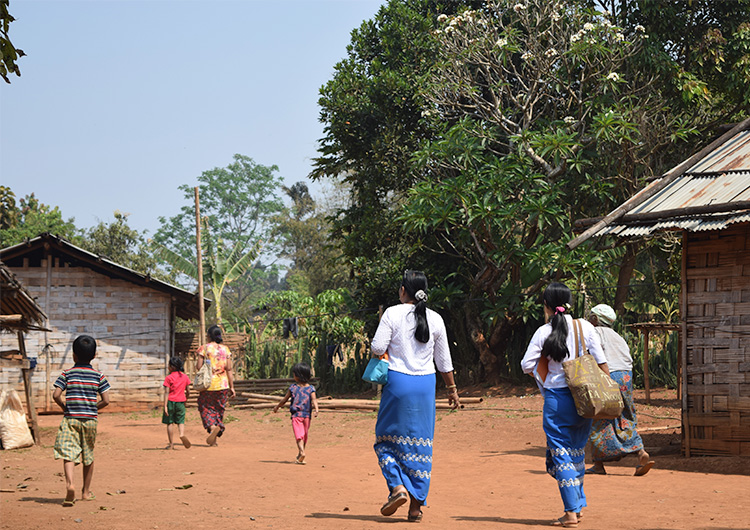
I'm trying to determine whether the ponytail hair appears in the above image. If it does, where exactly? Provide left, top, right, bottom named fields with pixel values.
left=541, top=282, right=572, bottom=363
left=402, top=270, right=430, bottom=343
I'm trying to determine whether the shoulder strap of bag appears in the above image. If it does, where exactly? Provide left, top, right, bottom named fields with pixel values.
left=573, top=319, right=588, bottom=356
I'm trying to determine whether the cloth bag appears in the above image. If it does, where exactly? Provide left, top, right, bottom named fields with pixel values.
left=0, top=390, right=35, bottom=450
left=362, top=355, right=389, bottom=385
left=563, top=319, right=624, bottom=419
left=193, top=358, right=212, bottom=391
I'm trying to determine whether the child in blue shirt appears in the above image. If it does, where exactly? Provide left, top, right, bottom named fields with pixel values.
left=273, top=363, right=319, bottom=464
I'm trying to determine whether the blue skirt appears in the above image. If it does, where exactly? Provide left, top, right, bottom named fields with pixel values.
left=589, top=370, right=644, bottom=462
left=374, top=370, right=435, bottom=504
left=543, top=387, right=591, bottom=513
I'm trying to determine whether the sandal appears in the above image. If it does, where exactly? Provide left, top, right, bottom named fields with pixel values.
left=634, top=461, right=655, bottom=476
left=206, top=426, right=221, bottom=446
left=62, top=498, right=76, bottom=507
left=380, top=491, right=408, bottom=516
left=408, top=510, right=423, bottom=522
left=551, top=516, right=578, bottom=527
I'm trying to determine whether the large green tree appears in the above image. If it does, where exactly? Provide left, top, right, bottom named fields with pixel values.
left=78, top=211, right=167, bottom=280
left=315, top=0, right=750, bottom=382
left=0, top=192, right=77, bottom=247
left=273, top=182, right=353, bottom=297
left=312, top=0, right=478, bottom=320
left=153, top=154, right=285, bottom=322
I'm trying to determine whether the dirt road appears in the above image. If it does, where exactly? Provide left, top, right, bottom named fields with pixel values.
left=2, top=388, right=748, bottom=529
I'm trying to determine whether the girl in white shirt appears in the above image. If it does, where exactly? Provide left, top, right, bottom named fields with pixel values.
left=520, top=282, right=609, bottom=528
left=371, top=270, right=459, bottom=523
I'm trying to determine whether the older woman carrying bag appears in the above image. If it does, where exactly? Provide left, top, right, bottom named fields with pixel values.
left=586, top=304, right=654, bottom=476
left=521, top=283, right=609, bottom=528
left=371, top=270, right=460, bottom=523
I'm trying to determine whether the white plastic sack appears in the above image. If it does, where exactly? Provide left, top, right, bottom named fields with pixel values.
left=0, top=390, right=35, bottom=450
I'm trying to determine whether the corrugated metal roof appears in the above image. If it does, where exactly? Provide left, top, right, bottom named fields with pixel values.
left=592, top=124, right=750, bottom=238
left=0, top=262, right=48, bottom=331
left=628, top=171, right=750, bottom=215
left=687, top=130, right=750, bottom=173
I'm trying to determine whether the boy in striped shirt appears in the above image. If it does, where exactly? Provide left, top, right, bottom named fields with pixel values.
left=53, top=335, right=111, bottom=507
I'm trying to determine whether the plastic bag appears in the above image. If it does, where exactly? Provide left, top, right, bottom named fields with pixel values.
left=0, top=390, right=35, bottom=450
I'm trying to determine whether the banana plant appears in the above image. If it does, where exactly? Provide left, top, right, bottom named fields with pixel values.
left=151, top=220, right=262, bottom=326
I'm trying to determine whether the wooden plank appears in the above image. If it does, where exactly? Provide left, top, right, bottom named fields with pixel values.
left=728, top=396, right=750, bottom=411
left=684, top=413, right=728, bottom=426
left=686, top=384, right=731, bottom=395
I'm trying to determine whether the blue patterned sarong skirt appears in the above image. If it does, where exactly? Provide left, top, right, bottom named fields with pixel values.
left=543, top=387, right=591, bottom=513
left=589, top=370, right=644, bottom=462
left=374, top=370, right=435, bottom=504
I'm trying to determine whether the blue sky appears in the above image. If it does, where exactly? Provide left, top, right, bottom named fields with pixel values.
left=0, top=0, right=384, bottom=235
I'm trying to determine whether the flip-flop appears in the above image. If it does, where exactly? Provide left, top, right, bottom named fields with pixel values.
left=551, top=516, right=578, bottom=527
left=83, top=493, right=96, bottom=501
left=407, top=510, right=423, bottom=522
left=206, top=426, right=220, bottom=446
left=180, top=436, right=191, bottom=449
left=585, top=465, right=606, bottom=475
left=380, top=491, right=408, bottom=516
left=62, top=498, right=76, bottom=507
left=634, top=460, right=655, bottom=476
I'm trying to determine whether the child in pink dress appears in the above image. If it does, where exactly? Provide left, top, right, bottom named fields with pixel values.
left=162, top=357, right=191, bottom=450
left=273, top=363, right=319, bottom=464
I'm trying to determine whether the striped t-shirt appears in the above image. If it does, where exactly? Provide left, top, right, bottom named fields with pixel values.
left=54, top=364, right=111, bottom=419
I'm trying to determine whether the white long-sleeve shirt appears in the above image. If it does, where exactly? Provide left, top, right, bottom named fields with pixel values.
left=371, top=303, right=454, bottom=376
left=521, top=315, right=606, bottom=389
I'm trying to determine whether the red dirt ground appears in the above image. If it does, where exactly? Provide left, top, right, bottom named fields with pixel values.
left=2, top=387, right=749, bottom=530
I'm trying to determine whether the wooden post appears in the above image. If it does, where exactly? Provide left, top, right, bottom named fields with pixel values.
left=195, top=187, right=206, bottom=348
left=643, top=328, right=651, bottom=405
left=44, top=255, right=52, bottom=411
left=681, top=230, right=691, bottom=457
left=17, top=331, right=40, bottom=444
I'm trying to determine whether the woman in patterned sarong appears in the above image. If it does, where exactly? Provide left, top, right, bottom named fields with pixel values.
left=521, top=283, right=609, bottom=528
left=196, top=325, right=236, bottom=446
left=586, top=304, right=654, bottom=476
left=371, top=270, right=460, bottom=523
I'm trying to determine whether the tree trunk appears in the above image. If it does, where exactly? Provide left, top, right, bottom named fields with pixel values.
left=465, top=309, right=499, bottom=382
left=613, top=242, right=639, bottom=313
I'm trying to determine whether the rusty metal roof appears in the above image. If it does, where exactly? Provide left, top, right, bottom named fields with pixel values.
left=687, top=130, right=750, bottom=173
left=0, top=261, right=49, bottom=332
left=573, top=119, right=750, bottom=243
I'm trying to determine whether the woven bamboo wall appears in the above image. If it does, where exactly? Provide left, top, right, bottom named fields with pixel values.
left=685, top=223, right=750, bottom=456
left=0, top=259, right=173, bottom=411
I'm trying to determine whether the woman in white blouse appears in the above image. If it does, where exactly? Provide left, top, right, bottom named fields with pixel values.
left=371, top=270, right=460, bottom=523
left=520, top=282, right=609, bottom=528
